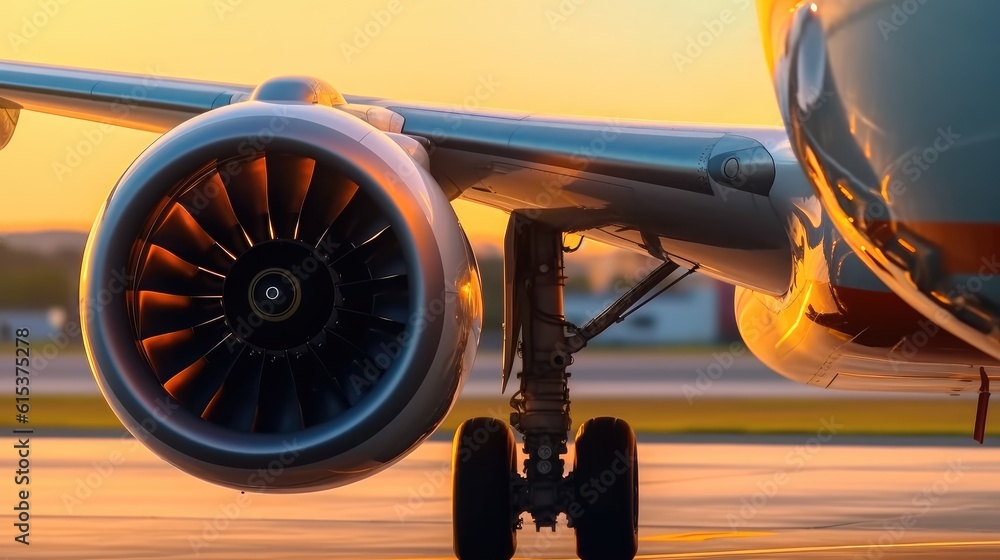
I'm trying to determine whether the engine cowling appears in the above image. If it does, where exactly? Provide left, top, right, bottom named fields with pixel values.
left=81, top=99, right=482, bottom=492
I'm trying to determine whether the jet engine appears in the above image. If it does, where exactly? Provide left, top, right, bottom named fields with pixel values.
left=80, top=98, right=482, bottom=492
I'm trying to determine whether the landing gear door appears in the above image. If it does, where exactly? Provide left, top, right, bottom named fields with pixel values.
left=501, top=211, right=528, bottom=393
left=0, top=103, right=20, bottom=151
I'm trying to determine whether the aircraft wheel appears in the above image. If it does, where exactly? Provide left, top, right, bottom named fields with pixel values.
left=452, top=417, right=518, bottom=560
left=572, top=417, right=639, bottom=560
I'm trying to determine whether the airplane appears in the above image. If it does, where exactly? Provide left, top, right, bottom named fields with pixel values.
left=2, top=1, right=998, bottom=559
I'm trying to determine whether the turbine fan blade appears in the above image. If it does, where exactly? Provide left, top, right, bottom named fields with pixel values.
left=335, top=307, right=407, bottom=337
left=141, top=317, right=231, bottom=383
left=137, top=292, right=224, bottom=340
left=177, top=173, right=251, bottom=256
left=312, top=332, right=377, bottom=406
left=317, top=193, right=389, bottom=257
left=372, top=292, right=411, bottom=324
left=337, top=274, right=409, bottom=296
left=149, top=204, right=235, bottom=275
left=138, top=246, right=224, bottom=297
left=254, top=356, right=305, bottom=433
left=266, top=154, right=315, bottom=240
left=337, top=274, right=410, bottom=323
left=165, top=339, right=246, bottom=415
left=289, top=350, right=351, bottom=426
left=296, top=166, right=359, bottom=245
left=329, top=226, right=396, bottom=267
left=203, top=349, right=265, bottom=431
left=222, top=157, right=271, bottom=244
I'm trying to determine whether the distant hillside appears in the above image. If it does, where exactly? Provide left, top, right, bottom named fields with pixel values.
left=0, top=230, right=86, bottom=309
left=0, top=229, right=88, bottom=257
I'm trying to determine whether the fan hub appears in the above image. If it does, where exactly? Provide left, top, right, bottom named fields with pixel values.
left=250, top=268, right=301, bottom=321
left=222, top=240, right=337, bottom=351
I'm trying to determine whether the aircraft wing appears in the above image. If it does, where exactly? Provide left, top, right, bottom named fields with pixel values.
left=0, top=60, right=795, bottom=295
left=0, top=60, right=254, bottom=133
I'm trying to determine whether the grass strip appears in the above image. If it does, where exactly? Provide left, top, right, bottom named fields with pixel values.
left=5, top=395, right=992, bottom=438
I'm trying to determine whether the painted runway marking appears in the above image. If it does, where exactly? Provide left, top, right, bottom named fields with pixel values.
left=642, top=531, right=774, bottom=542
left=631, top=539, right=1000, bottom=558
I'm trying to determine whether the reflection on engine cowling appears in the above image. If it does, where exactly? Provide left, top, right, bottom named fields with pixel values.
left=758, top=0, right=1000, bottom=360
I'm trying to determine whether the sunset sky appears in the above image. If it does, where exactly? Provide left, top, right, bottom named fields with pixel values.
left=0, top=0, right=781, bottom=246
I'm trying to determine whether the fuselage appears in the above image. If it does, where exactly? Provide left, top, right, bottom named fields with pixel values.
left=758, top=0, right=1000, bottom=367
left=738, top=132, right=1000, bottom=392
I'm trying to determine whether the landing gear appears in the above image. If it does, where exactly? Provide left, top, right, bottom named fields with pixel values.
left=452, top=212, right=691, bottom=560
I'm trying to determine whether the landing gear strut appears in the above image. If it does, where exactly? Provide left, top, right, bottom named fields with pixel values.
left=452, top=213, right=691, bottom=560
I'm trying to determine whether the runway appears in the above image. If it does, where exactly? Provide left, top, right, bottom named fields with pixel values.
left=10, top=435, right=1000, bottom=559
left=28, top=351, right=937, bottom=399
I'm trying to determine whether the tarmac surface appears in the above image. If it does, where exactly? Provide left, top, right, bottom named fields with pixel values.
left=8, top=435, right=1000, bottom=559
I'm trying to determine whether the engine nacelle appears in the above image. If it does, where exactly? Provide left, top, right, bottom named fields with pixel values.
left=81, top=99, right=482, bottom=492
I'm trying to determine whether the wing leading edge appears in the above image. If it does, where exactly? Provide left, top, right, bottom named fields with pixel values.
left=0, top=60, right=253, bottom=134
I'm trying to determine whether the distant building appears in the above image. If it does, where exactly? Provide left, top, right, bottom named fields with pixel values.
left=564, top=279, right=720, bottom=346
left=0, top=308, right=68, bottom=343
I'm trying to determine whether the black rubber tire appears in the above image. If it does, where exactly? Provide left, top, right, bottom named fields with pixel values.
left=452, top=417, right=518, bottom=560
left=572, top=417, right=639, bottom=560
